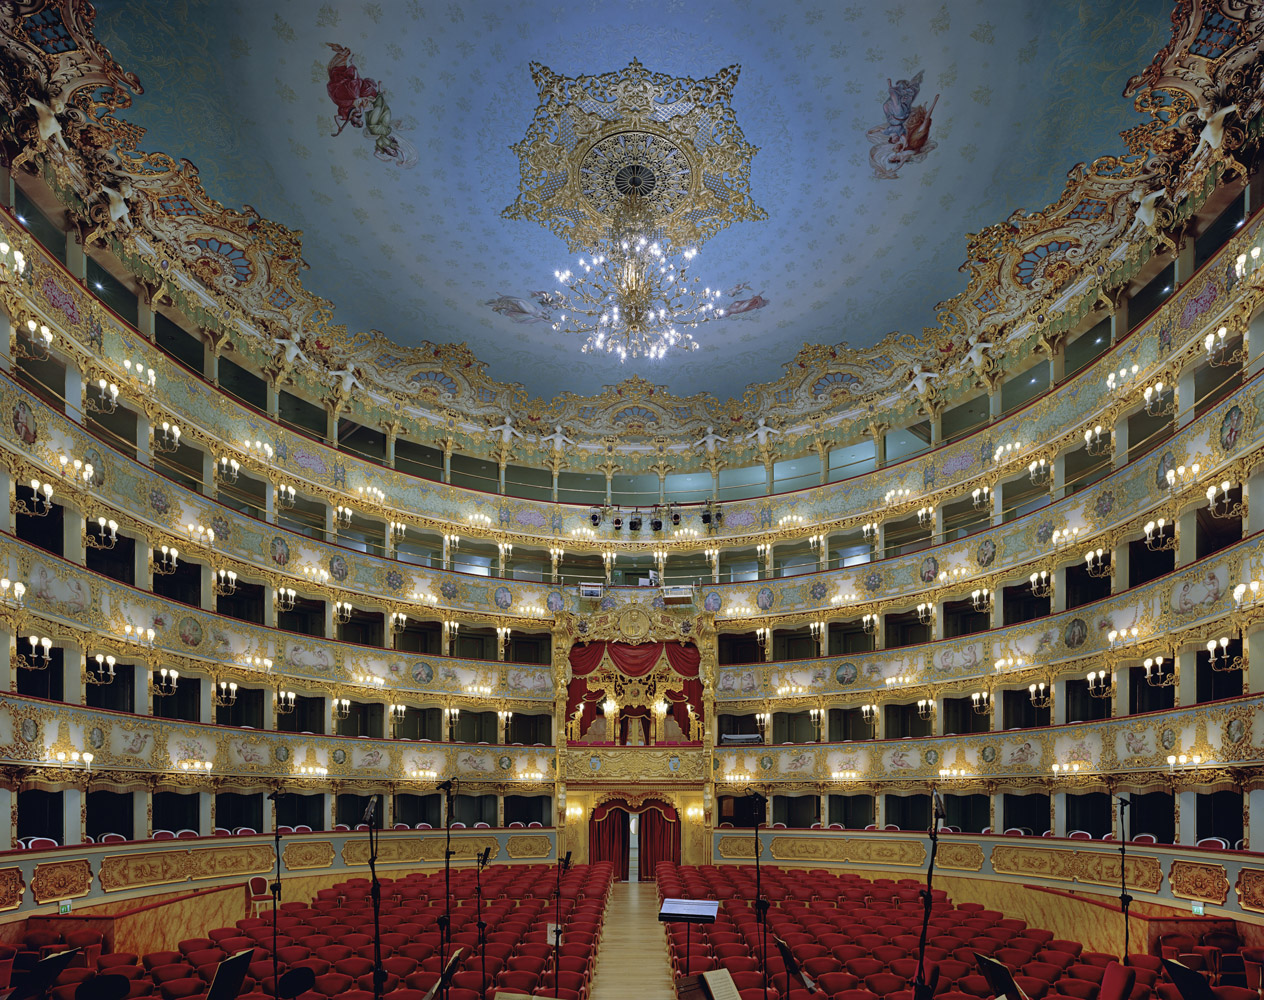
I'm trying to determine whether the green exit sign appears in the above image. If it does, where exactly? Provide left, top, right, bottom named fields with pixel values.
left=1192, top=902, right=1204, bottom=915
left=58, top=900, right=71, bottom=915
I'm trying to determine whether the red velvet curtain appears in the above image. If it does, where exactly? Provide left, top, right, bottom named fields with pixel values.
left=619, top=705, right=651, bottom=746
left=589, top=808, right=630, bottom=881
left=568, top=641, right=700, bottom=678
left=638, top=806, right=681, bottom=881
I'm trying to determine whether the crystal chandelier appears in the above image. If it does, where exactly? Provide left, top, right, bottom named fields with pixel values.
left=551, top=194, right=725, bottom=361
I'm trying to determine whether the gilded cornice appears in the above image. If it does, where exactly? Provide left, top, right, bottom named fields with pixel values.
left=0, top=1, right=1260, bottom=468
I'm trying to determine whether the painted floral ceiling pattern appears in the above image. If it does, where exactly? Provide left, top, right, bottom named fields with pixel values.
left=91, top=0, right=1170, bottom=398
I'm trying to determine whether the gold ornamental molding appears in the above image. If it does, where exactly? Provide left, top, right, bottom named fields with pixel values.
left=0, top=867, right=25, bottom=911
left=937, top=842, right=986, bottom=872
left=1235, top=867, right=1264, bottom=914
left=768, top=836, right=926, bottom=867
left=31, top=858, right=92, bottom=904
left=1168, top=859, right=1230, bottom=905
left=989, top=845, right=1163, bottom=895
left=716, top=835, right=761, bottom=860
left=562, top=748, right=705, bottom=783
left=283, top=840, right=336, bottom=871
left=505, top=834, right=553, bottom=859
left=99, top=844, right=275, bottom=892
left=341, top=835, right=501, bottom=867
left=557, top=605, right=707, bottom=647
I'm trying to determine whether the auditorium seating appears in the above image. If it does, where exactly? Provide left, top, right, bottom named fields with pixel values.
left=654, top=864, right=1242, bottom=1000
left=4, top=862, right=612, bottom=1000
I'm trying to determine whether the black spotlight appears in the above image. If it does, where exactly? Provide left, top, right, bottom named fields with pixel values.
left=589, top=508, right=601, bottom=527
left=714, top=504, right=723, bottom=524
left=670, top=506, right=681, bottom=526
left=650, top=513, right=663, bottom=532
left=701, top=509, right=712, bottom=525
left=612, top=515, right=623, bottom=530
left=629, top=512, right=642, bottom=531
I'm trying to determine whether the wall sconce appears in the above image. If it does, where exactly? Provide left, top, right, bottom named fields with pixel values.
left=185, top=522, right=216, bottom=548
left=444, top=705, right=460, bottom=737
left=971, top=485, right=991, bottom=509
left=334, top=505, right=354, bottom=528
left=84, top=516, right=118, bottom=550
left=1027, top=682, right=1051, bottom=709
left=0, top=241, right=27, bottom=282
left=1051, top=526, right=1080, bottom=549
left=754, top=711, right=769, bottom=735
left=13, top=479, right=54, bottom=517
left=333, top=697, right=351, bottom=720
left=498, top=541, right=514, bottom=561
left=808, top=620, right=825, bottom=644
left=860, top=703, right=879, bottom=727
left=411, top=768, right=437, bottom=780
left=59, top=454, right=95, bottom=488
left=884, top=674, right=912, bottom=689
left=938, top=567, right=968, bottom=588
left=1204, top=326, right=1246, bottom=368
left=153, top=421, right=182, bottom=455
left=809, top=706, right=824, bottom=737
left=216, top=456, right=240, bottom=484
left=123, top=623, right=155, bottom=647
left=1028, top=570, right=1052, bottom=598
left=1085, top=548, right=1110, bottom=578
left=832, top=771, right=859, bottom=781
left=916, top=602, right=934, bottom=624
left=1083, top=424, right=1110, bottom=456
left=213, top=680, right=238, bottom=707
left=1143, top=381, right=1175, bottom=417
left=123, top=358, right=156, bottom=387
left=994, top=656, right=1023, bottom=671
left=248, top=656, right=274, bottom=672
left=333, top=600, right=353, bottom=624
left=970, top=588, right=992, bottom=612
left=153, top=667, right=179, bottom=697
left=85, top=378, right=119, bottom=415
left=468, top=512, right=493, bottom=528
left=276, top=482, right=297, bottom=510
left=685, top=805, right=704, bottom=820
left=389, top=611, right=408, bottom=634
left=1050, top=762, right=1082, bottom=778
left=1166, top=752, right=1205, bottom=771
left=389, top=703, right=406, bottom=725
left=1143, top=655, right=1175, bottom=687
left=389, top=520, right=407, bottom=541
left=861, top=521, right=879, bottom=541
left=602, top=697, right=618, bottom=717
left=243, top=439, right=274, bottom=462
left=1028, top=458, right=1051, bottom=486
left=807, top=533, right=826, bottom=551
left=300, top=565, right=329, bottom=585
left=916, top=505, right=934, bottom=528
left=884, top=488, right=910, bottom=506
left=861, top=613, right=879, bottom=634
left=1108, top=627, right=1140, bottom=649
left=18, top=635, right=52, bottom=671
left=443, top=619, right=460, bottom=640
left=87, top=654, right=116, bottom=686
left=1106, top=363, right=1139, bottom=394
left=51, top=749, right=93, bottom=769
left=298, top=764, right=328, bottom=777
left=151, top=544, right=179, bottom=576
left=18, top=318, right=53, bottom=361
left=776, top=684, right=804, bottom=697
left=355, top=673, right=386, bottom=690
left=755, top=626, right=771, bottom=651
left=993, top=441, right=1022, bottom=464
left=275, top=587, right=297, bottom=612
left=777, top=514, right=805, bottom=527
left=275, top=689, right=297, bottom=715
left=1207, top=636, right=1243, bottom=672
left=1086, top=669, right=1115, bottom=699
left=970, top=690, right=991, bottom=715
left=917, top=698, right=935, bottom=720
left=1233, top=579, right=1261, bottom=609
left=831, top=591, right=857, bottom=606
left=1143, top=519, right=1176, bottom=551
left=356, top=485, right=385, bottom=504
left=1206, top=481, right=1243, bottom=520
left=1164, top=463, right=1200, bottom=493
left=0, top=578, right=27, bottom=609
left=213, top=568, right=238, bottom=597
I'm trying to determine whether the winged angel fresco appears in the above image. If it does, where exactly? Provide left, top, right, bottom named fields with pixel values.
left=866, top=70, right=939, bottom=180
left=325, top=44, right=417, bottom=168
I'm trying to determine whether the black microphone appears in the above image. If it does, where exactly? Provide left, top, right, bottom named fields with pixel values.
left=361, top=795, right=377, bottom=825
left=560, top=850, right=572, bottom=872
left=266, top=791, right=278, bottom=802
left=744, top=785, right=767, bottom=804
left=932, top=789, right=946, bottom=821
left=436, top=778, right=455, bottom=793
left=478, top=847, right=491, bottom=868
left=1117, top=795, right=1132, bottom=808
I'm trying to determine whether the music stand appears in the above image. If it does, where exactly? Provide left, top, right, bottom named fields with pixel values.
left=206, top=949, right=254, bottom=1000
left=773, top=935, right=818, bottom=995
left=975, top=953, right=1031, bottom=1000
left=659, top=898, right=719, bottom=978
left=422, top=948, right=465, bottom=1000
left=74, top=974, right=129, bottom=1000
left=1161, top=960, right=1215, bottom=1000
left=7, top=949, right=80, bottom=1000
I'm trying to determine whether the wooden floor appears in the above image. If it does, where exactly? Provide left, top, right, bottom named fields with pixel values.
left=589, top=881, right=676, bottom=1000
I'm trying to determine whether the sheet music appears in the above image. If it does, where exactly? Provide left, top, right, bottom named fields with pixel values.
left=701, top=969, right=743, bottom=1000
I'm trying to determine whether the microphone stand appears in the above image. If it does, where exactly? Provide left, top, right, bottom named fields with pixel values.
left=554, top=851, right=571, bottom=998
left=475, top=848, right=490, bottom=999
left=439, top=779, right=457, bottom=1000
left=367, top=795, right=385, bottom=1000
left=913, top=794, right=944, bottom=1000
left=1118, top=796, right=1132, bottom=965
left=748, top=788, right=769, bottom=1000
left=270, top=791, right=282, bottom=1000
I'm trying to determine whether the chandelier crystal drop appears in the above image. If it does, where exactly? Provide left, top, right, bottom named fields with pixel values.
left=551, top=194, right=725, bottom=361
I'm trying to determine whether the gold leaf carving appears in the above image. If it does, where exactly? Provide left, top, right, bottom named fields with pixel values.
left=769, top=836, right=926, bottom=867
left=1169, top=860, right=1228, bottom=905
left=283, top=840, right=336, bottom=871
left=31, top=859, right=92, bottom=903
left=938, top=842, right=985, bottom=872
left=716, top=835, right=759, bottom=860
left=185, top=844, right=275, bottom=881
left=0, top=867, right=25, bottom=911
left=99, top=850, right=187, bottom=892
left=990, top=846, right=1162, bottom=893
left=1235, top=867, right=1264, bottom=913
left=505, top=835, right=553, bottom=859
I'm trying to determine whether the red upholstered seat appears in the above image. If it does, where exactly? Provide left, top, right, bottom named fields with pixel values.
left=158, top=978, right=207, bottom=1000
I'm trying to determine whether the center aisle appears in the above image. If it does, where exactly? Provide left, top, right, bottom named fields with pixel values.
left=589, top=882, right=677, bottom=1000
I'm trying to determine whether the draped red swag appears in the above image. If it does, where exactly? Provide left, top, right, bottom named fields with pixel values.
left=588, top=799, right=679, bottom=882
left=638, top=806, right=681, bottom=881
left=567, top=641, right=702, bottom=740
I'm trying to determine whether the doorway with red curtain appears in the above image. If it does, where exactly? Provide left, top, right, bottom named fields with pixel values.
left=588, top=805, right=630, bottom=881
left=588, top=798, right=680, bottom=881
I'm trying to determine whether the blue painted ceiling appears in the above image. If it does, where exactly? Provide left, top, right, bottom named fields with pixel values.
left=93, top=0, right=1171, bottom=400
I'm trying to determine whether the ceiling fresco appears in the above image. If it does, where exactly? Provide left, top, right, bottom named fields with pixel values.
left=87, top=0, right=1172, bottom=399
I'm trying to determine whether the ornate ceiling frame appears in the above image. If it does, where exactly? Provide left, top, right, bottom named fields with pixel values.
left=0, top=1, right=1259, bottom=471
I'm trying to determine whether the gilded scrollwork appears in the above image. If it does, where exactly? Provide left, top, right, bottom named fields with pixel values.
left=1169, top=859, right=1230, bottom=905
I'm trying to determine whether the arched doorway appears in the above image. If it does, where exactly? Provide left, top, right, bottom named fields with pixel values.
left=588, top=797, right=681, bottom=881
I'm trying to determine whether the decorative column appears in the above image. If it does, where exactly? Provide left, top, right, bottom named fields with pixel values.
left=1175, top=650, right=1197, bottom=708
left=1176, top=366, right=1196, bottom=430
left=62, top=786, right=84, bottom=845
left=1112, top=416, right=1129, bottom=470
